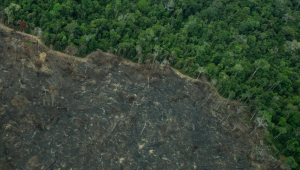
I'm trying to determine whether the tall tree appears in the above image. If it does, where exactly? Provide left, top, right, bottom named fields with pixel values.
left=250, top=59, right=270, bottom=79
left=4, top=3, right=20, bottom=24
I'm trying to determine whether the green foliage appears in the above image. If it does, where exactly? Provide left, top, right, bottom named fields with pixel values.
left=2, top=0, right=300, bottom=168
left=4, top=3, right=20, bottom=24
left=286, top=157, right=298, bottom=169
left=137, top=0, right=149, bottom=11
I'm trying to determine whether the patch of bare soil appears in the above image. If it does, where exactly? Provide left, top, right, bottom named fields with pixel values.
left=0, top=25, right=279, bottom=170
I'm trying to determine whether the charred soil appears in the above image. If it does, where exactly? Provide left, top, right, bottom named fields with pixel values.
left=0, top=25, right=278, bottom=170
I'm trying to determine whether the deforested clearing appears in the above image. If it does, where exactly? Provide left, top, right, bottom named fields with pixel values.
left=0, top=25, right=278, bottom=170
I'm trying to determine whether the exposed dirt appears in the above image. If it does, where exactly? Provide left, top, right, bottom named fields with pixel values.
left=0, top=24, right=279, bottom=170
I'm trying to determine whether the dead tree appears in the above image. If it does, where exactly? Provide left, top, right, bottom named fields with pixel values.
left=11, top=38, right=20, bottom=60
left=49, top=85, right=58, bottom=107
left=50, top=44, right=54, bottom=53
left=250, top=117, right=267, bottom=135
left=21, top=59, right=26, bottom=81
left=0, top=47, right=3, bottom=58
left=18, top=20, right=28, bottom=32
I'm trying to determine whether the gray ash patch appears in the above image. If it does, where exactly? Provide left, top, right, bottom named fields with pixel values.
left=0, top=29, right=266, bottom=170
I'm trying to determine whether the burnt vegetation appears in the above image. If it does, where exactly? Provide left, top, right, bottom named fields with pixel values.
left=0, top=26, right=280, bottom=169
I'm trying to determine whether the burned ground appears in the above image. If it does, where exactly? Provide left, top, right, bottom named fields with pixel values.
left=0, top=26, right=278, bottom=170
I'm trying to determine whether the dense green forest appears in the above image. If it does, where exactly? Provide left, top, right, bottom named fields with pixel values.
left=1, top=0, right=300, bottom=168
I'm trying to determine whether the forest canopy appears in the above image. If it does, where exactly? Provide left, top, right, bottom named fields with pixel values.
left=1, top=0, right=300, bottom=169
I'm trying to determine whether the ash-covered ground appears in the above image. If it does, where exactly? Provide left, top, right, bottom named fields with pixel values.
left=0, top=26, right=274, bottom=170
